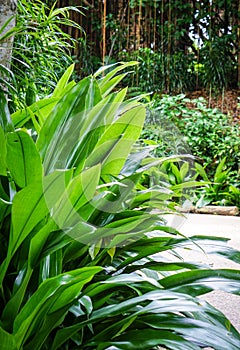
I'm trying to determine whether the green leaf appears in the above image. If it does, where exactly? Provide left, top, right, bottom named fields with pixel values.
left=13, top=267, right=102, bottom=350
left=6, top=130, right=43, bottom=188
left=214, top=158, right=227, bottom=181
left=94, top=329, right=199, bottom=350
left=11, top=98, right=59, bottom=128
left=52, top=63, right=75, bottom=98
left=195, top=162, right=209, bottom=182
left=37, top=77, right=101, bottom=174
left=9, top=170, right=72, bottom=260
left=49, top=165, right=101, bottom=228
left=0, top=327, right=17, bottom=350
left=161, top=269, right=240, bottom=296
left=9, top=181, right=47, bottom=257
left=0, top=92, right=14, bottom=133
left=85, top=105, right=145, bottom=175
left=0, top=126, right=7, bottom=175
left=95, top=61, right=138, bottom=97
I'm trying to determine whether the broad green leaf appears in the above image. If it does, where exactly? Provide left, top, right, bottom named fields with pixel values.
left=85, top=105, right=145, bottom=175
left=37, top=77, right=102, bottom=174
left=137, top=313, right=240, bottom=345
left=180, top=162, right=189, bottom=180
left=6, top=130, right=43, bottom=188
left=99, top=73, right=129, bottom=97
left=14, top=267, right=102, bottom=349
left=10, top=181, right=48, bottom=257
left=0, top=126, right=7, bottom=175
left=161, top=269, right=240, bottom=296
left=42, top=165, right=100, bottom=230
left=9, top=171, right=71, bottom=259
left=176, top=235, right=240, bottom=265
left=51, top=288, right=240, bottom=350
left=214, top=157, right=227, bottom=180
left=0, top=327, right=17, bottom=350
left=124, top=261, right=208, bottom=274
left=72, top=89, right=128, bottom=170
left=94, top=329, right=199, bottom=350
left=170, top=163, right=182, bottom=183
left=28, top=219, right=59, bottom=268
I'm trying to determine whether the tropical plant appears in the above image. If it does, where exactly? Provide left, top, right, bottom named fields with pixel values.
left=6, top=0, right=83, bottom=110
left=1, top=62, right=240, bottom=350
left=118, top=48, right=196, bottom=94
left=195, top=158, right=240, bottom=208
left=149, top=94, right=240, bottom=178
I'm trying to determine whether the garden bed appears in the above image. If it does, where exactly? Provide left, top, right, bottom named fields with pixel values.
left=185, top=89, right=240, bottom=124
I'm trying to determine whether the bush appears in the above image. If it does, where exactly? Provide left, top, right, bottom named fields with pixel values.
left=118, top=48, right=196, bottom=94
left=1, top=63, right=240, bottom=349
left=7, top=0, right=82, bottom=110
left=149, top=94, right=240, bottom=178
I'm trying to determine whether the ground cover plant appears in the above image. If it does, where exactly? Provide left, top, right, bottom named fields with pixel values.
left=1, top=63, right=240, bottom=349
left=142, top=94, right=240, bottom=208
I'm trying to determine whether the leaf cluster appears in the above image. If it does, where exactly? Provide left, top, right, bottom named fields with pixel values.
left=0, top=63, right=240, bottom=349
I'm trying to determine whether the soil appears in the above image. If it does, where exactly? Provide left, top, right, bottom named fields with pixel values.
left=185, top=89, right=240, bottom=124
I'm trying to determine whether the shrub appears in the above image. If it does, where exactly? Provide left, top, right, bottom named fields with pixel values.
left=149, top=94, right=240, bottom=178
left=0, top=63, right=240, bottom=349
left=6, top=0, right=82, bottom=110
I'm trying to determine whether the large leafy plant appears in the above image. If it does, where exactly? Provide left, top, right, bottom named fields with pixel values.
left=0, top=63, right=240, bottom=350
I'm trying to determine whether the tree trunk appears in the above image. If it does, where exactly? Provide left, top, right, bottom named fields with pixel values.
left=0, top=0, right=17, bottom=69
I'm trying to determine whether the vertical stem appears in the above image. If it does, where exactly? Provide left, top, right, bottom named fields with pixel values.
left=126, top=0, right=130, bottom=50
left=161, top=0, right=164, bottom=89
left=137, top=0, right=142, bottom=48
left=153, top=0, right=157, bottom=50
left=102, top=0, right=107, bottom=65
left=167, top=0, right=172, bottom=93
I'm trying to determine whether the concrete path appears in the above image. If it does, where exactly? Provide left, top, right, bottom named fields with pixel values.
left=167, top=213, right=240, bottom=332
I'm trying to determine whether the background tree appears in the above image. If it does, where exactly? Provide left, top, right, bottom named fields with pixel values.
left=56, top=0, right=239, bottom=92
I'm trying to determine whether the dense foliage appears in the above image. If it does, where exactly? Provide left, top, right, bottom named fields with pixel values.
left=57, top=0, right=239, bottom=92
left=142, top=94, right=240, bottom=207
left=0, top=63, right=240, bottom=349
left=0, top=0, right=82, bottom=110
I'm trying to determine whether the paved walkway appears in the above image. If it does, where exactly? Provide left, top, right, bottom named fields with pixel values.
left=167, top=213, right=240, bottom=332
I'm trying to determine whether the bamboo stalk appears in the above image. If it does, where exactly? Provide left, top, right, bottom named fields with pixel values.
left=126, top=0, right=130, bottom=50
left=167, top=0, right=172, bottom=93
left=102, top=0, right=107, bottom=65
left=137, top=0, right=142, bottom=49
left=153, top=0, right=157, bottom=50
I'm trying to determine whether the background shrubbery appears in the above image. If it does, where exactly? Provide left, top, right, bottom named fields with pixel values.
left=141, top=94, right=240, bottom=207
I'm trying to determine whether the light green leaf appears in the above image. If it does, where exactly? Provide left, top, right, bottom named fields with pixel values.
left=85, top=105, right=145, bottom=175
left=0, top=126, right=7, bottom=175
left=11, top=98, right=59, bottom=128
left=6, top=130, right=43, bottom=188
left=52, top=63, right=75, bottom=98
left=37, top=77, right=100, bottom=174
